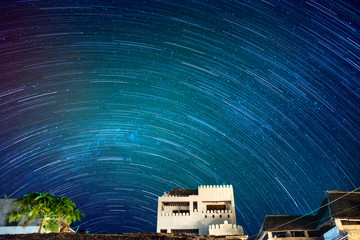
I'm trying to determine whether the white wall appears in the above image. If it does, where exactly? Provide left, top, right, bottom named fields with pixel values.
left=0, top=226, right=39, bottom=235
left=209, top=220, right=244, bottom=236
left=323, top=226, right=340, bottom=240
left=157, top=185, right=238, bottom=235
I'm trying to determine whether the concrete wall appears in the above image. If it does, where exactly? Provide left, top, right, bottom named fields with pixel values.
left=0, top=199, right=41, bottom=234
left=0, top=199, right=15, bottom=226
left=348, top=230, right=360, bottom=240
left=157, top=185, right=238, bottom=235
left=198, top=185, right=234, bottom=202
left=343, top=223, right=360, bottom=240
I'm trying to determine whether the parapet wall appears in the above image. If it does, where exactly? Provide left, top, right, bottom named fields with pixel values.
left=162, top=185, right=234, bottom=199
left=198, top=185, right=234, bottom=201
left=209, top=221, right=244, bottom=236
left=199, top=185, right=233, bottom=189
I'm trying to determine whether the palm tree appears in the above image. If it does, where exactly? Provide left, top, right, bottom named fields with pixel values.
left=7, top=193, right=84, bottom=233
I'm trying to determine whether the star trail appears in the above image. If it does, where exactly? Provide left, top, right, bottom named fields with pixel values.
left=0, top=0, right=359, bottom=235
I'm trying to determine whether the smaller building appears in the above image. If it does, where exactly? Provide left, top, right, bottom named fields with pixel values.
left=0, top=199, right=41, bottom=235
left=257, top=215, right=322, bottom=240
left=256, top=190, right=360, bottom=240
left=209, top=220, right=246, bottom=238
left=317, top=190, right=360, bottom=240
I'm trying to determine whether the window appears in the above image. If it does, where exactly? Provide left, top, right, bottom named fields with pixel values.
left=308, top=230, right=322, bottom=237
left=160, top=229, right=167, bottom=233
left=228, top=215, right=230, bottom=218
left=220, top=215, right=222, bottom=218
left=193, top=201, right=198, bottom=211
left=180, top=210, right=189, bottom=214
left=207, top=205, right=226, bottom=211
left=342, top=220, right=360, bottom=225
left=273, top=232, right=286, bottom=238
left=291, top=231, right=305, bottom=237
left=171, top=229, right=199, bottom=235
left=205, top=215, right=207, bottom=218
left=212, top=215, right=215, bottom=218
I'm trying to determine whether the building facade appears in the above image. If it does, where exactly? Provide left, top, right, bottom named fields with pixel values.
left=157, top=185, right=245, bottom=236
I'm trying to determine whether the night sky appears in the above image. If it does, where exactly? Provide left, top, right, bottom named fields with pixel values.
left=1, top=0, right=359, bottom=235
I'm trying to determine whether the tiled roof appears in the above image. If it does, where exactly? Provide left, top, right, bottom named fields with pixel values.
left=261, top=215, right=319, bottom=231
left=326, top=190, right=360, bottom=219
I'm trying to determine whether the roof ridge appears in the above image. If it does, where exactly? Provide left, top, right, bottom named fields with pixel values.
left=327, top=190, right=360, bottom=194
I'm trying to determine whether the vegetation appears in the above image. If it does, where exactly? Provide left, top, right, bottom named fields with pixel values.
left=7, top=192, right=84, bottom=233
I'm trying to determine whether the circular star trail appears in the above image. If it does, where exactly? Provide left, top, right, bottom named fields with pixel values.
left=0, top=0, right=359, bottom=235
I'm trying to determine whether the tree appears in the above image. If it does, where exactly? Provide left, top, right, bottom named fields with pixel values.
left=7, top=193, right=84, bottom=233
left=55, top=196, right=84, bottom=232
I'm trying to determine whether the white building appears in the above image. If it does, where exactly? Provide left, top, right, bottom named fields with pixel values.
left=157, top=185, right=246, bottom=236
left=0, top=199, right=40, bottom=235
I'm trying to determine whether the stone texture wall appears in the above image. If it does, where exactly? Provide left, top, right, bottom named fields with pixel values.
left=348, top=229, right=360, bottom=240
